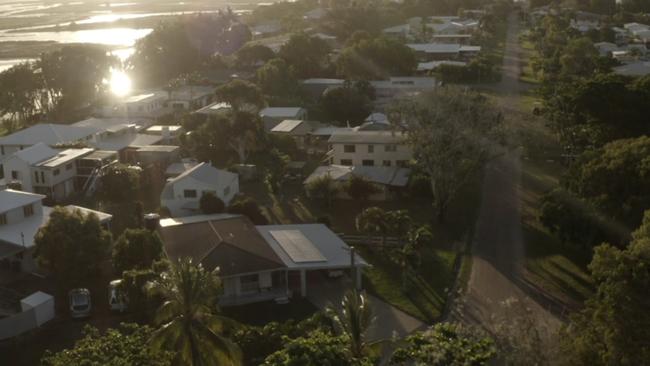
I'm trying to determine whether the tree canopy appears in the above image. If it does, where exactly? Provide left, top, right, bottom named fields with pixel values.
left=278, top=33, right=331, bottom=78
left=337, top=36, right=417, bottom=80
left=320, top=81, right=374, bottom=125
left=98, top=164, right=142, bottom=203
left=200, top=191, right=226, bottom=214
left=112, top=229, right=164, bottom=275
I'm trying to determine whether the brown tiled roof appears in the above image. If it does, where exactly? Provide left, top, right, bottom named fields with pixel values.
left=158, top=216, right=286, bottom=276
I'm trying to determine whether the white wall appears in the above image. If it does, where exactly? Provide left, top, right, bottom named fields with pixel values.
left=2, top=156, right=33, bottom=191
left=330, top=142, right=412, bottom=167
left=1, top=200, right=43, bottom=226
left=162, top=175, right=240, bottom=217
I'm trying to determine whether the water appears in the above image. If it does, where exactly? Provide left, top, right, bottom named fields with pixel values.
left=0, top=27, right=152, bottom=46
left=0, top=57, right=32, bottom=72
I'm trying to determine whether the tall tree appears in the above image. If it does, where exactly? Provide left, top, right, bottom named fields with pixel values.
left=0, top=62, right=42, bottom=130
left=306, top=175, right=340, bottom=208
left=337, top=36, right=417, bottom=80
left=256, top=58, right=298, bottom=99
left=395, top=86, right=503, bottom=221
left=214, top=79, right=266, bottom=113
left=200, top=192, right=226, bottom=214
left=34, top=207, right=112, bottom=287
left=561, top=210, right=650, bottom=365
left=236, top=44, right=275, bottom=68
left=147, top=258, right=242, bottom=366
left=112, top=228, right=163, bottom=275
left=278, top=33, right=331, bottom=78
left=98, top=164, right=141, bottom=203
left=320, top=81, right=374, bottom=125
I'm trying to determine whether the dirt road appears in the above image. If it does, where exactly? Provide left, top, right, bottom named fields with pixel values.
left=451, top=12, right=562, bottom=341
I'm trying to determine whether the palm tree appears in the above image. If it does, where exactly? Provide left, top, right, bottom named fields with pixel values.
left=327, top=290, right=385, bottom=359
left=147, top=258, right=242, bottom=366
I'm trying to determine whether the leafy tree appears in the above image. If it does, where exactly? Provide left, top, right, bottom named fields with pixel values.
left=390, top=323, right=496, bottom=365
left=559, top=37, right=601, bottom=79
left=327, top=290, right=385, bottom=359
left=320, top=81, right=374, bottom=125
left=561, top=211, right=650, bottom=365
left=129, top=21, right=202, bottom=88
left=256, top=58, right=299, bottom=99
left=236, top=44, right=275, bottom=68
left=0, top=62, right=42, bottom=130
left=345, top=174, right=381, bottom=205
left=200, top=192, right=226, bottom=214
left=121, top=261, right=169, bottom=322
left=278, top=33, right=331, bottom=78
left=98, top=164, right=141, bottom=203
left=337, top=36, right=417, bottom=80
left=356, top=207, right=388, bottom=246
left=263, top=330, right=373, bottom=366
left=306, top=174, right=340, bottom=207
left=112, top=229, right=163, bottom=275
left=34, top=207, right=112, bottom=287
left=395, top=86, right=503, bottom=222
left=564, top=136, right=650, bottom=235
left=227, top=195, right=268, bottom=224
left=214, top=79, right=266, bottom=113
left=147, top=258, right=242, bottom=366
left=41, top=323, right=173, bottom=366
left=264, top=148, right=290, bottom=195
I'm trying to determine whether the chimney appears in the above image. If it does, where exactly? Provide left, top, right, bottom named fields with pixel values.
left=144, top=213, right=160, bottom=231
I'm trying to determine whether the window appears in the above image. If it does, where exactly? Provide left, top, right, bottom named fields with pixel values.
left=34, top=171, right=39, bottom=183
left=66, top=163, right=73, bottom=171
left=340, top=159, right=353, bottom=166
left=23, top=204, right=34, bottom=217
left=396, top=160, right=409, bottom=168
left=367, top=145, right=374, bottom=153
left=53, top=169, right=60, bottom=176
left=11, top=171, right=18, bottom=180
left=343, top=145, right=356, bottom=153
left=183, top=189, right=197, bottom=198
left=385, top=144, right=397, bottom=152
left=0, top=213, right=6, bottom=226
left=362, top=160, right=374, bottom=166
left=40, top=171, right=45, bottom=183
left=240, top=274, right=259, bottom=293
left=382, top=160, right=391, bottom=167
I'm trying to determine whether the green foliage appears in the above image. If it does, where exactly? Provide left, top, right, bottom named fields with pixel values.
left=435, top=55, right=498, bottom=83
left=236, top=43, right=276, bottom=68
left=98, top=164, right=141, bottom=203
left=390, top=323, right=496, bottom=366
left=345, top=174, right=382, bottom=203
left=262, top=330, right=374, bottom=366
left=121, top=262, right=167, bottom=322
left=320, top=81, right=374, bottom=125
left=200, top=191, right=226, bottom=214
left=559, top=37, right=600, bottom=79
left=227, top=195, right=269, bottom=224
left=257, top=58, right=299, bottom=99
left=112, top=229, right=163, bottom=275
left=41, top=323, right=173, bottom=366
left=395, top=86, right=503, bottom=221
left=337, top=36, right=416, bottom=80
left=148, top=258, right=242, bottom=366
left=264, top=148, right=290, bottom=194
left=214, top=79, right=266, bottom=113
left=561, top=211, right=650, bottom=365
left=356, top=207, right=388, bottom=238
left=305, top=175, right=339, bottom=206
left=279, top=33, right=331, bottom=78
left=564, top=136, right=650, bottom=236
left=34, top=207, right=111, bottom=287
left=0, top=62, right=43, bottom=130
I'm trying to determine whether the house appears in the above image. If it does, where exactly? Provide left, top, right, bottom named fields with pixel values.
left=594, top=41, right=620, bottom=56
left=431, top=34, right=473, bottom=44
left=134, top=145, right=180, bottom=167
left=73, top=117, right=154, bottom=133
left=194, top=101, right=235, bottom=116
left=161, top=162, right=239, bottom=217
left=304, top=164, right=410, bottom=201
left=157, top=214, right=366, bottom=305
left=102, top=91, right=168, bottom=118
left=270, top=120, right=348, bottom=151
left=301, top=79, right=346, bottom=99
left=166, top=85, right=215, bottom=111
left=369, top=77, right=438, bottom=106
left=0, top=189, right=111, bottom=272
left=165, top=158, right=199, bottom=179
left=259, top=107, right=308, bottom=131
left=417, top=60, right=467, bottom=72
left=144, top=125, right=184, bottom=145
left=0, top=124, right=97, bottom=158
left=407, top=43, right=481, bottom=61
left=327, top=130, right=411, bottom=168
left=0, top=143, right=94, bottom=201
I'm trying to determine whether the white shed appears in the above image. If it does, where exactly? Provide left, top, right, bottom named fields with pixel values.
left=20, top=291, right=55, bottom=327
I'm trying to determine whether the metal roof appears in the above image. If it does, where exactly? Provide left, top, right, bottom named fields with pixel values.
left=328, top=130, right=406, bottom=144
left=0, top=189, right=45, bottom=214
left=0, top=124, right=97, bottom=147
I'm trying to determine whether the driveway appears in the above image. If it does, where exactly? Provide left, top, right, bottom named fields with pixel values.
left=307, top=276, right=425, bottom=341
left=450, top=12, right=562, bottom=343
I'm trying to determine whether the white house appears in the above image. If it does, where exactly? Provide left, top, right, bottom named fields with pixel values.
left=0, top=124, right=97, bottom=158
left=166, top=85, right=215, bottom=111
left=407, top=43, right=481, bottom=61
left=161, top=162, right=239, bottom=217
left=0, top=189, right=111, bottom=272
left=327, top=130, right=412, bottom=168
left=0, top=143, right=94, bottom=201
left=158, top=214, right=367, bottom=306
left=102, top=91, right=168, bottom=118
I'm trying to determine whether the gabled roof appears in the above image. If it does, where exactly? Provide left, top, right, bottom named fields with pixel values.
left=304, top=165, right=411, bottom=187
left=0, top=124, right=97, bottom=147
left=168, top=162, right=238, bottom=187
left=270, top=119, right=305, bottom=133
left=158, top=215, right=285, bottom=276
left=11, top=143, right=59, bottom=165
left=0, top=189, right=45, bottom=213
left=259, top=107, right=305, bottom=118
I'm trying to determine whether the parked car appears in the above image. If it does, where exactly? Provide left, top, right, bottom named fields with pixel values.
left=108, top=279, right=128, bottom=312
left=68, top=288, right=91, bottom=318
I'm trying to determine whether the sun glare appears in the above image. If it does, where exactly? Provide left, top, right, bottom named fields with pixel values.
left=109, top=68, right=132, bottom=97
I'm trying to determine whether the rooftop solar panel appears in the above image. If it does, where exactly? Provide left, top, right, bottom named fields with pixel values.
left=270, top=230, right=327, bottom=263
